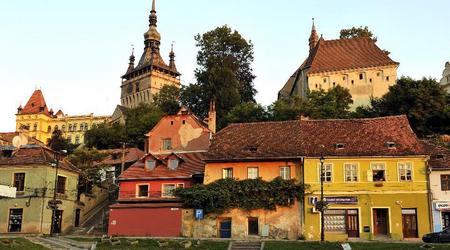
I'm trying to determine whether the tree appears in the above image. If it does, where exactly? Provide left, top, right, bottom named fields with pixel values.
left=268, top=96, right=307, bottom=121
left=340, top=26, right=377, bottom=42
left=182, top=25, right=256, bottom=127
left=307, top=85, right=353, bottom=119
left=68, top=147, right=107, bottom=194
left=47, top=129, right=78, bottom=154
left=153, top=85, right=180, bottom=115
left=84, top=123, right=125, bottom=150
left=124, top=103, right=164, bottom=149
left=223, top=102, right=268, bottom=126
left=354, top=77, right=450, bottom=136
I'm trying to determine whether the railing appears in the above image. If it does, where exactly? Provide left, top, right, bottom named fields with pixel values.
left=118, top=191, right=177, bottom=200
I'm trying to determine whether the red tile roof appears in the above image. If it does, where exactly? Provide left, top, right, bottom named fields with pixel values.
left=0, top=132, right=44, bottom=147
left=206, top=115, right=426, bottom=161
left=0, top=145, right=80, bottom=173
left=118, top=152, right=205, bottom=180
left=96, top=148, right=145, bottom=166
left=421, top=140, right=450, bottom=170
left=20, top=90, right=51, bottom=116
left=304, top=37, right=398, bottom=75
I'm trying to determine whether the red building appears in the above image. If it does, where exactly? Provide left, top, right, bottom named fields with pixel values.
left=108, top=107, right=214, bottom=236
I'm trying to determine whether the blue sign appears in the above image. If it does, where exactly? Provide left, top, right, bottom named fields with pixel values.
left=195, top=209, right=204, bottom=220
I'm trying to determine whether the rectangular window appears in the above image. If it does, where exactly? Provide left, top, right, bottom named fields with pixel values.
left=320, top=164, right=332, bottom=182
left=280, top=166, right=291, bottom=180
left=162, top=138, right=172, bottom=150
left=247, top=167, right=259, bottom=179
left=13, top=173, right=25, bottom=192
left=248, top=217, right=259, bottom=235
left=137, top=184, right=149, bottom=197
left=324, top=209, right=359, bottom=235
left=222, top=168, right=233, bottom=179
left=56, top=176, right=66, bottom=194
left=8, top=208, right=23, bottom=232
left=441, top=175, right=450, bottom=191
left=162, top=183, right=183, bottom=197
left=398, top=162, right=413, bottom=181
left=344, top=164, right=358, bottom=182
left=371, top=163, right=386, bottom=182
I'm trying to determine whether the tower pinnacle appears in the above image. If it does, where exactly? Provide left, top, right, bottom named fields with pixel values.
left=309, top=18, right=319, bottom=51
left=169, top=43, right=177, bottom=71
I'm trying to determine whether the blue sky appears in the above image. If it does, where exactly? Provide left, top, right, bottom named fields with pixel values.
left=1, top=0, right=449, bottom=131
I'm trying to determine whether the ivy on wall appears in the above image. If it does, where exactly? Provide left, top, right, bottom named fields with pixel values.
left=174, top=177, right=308, bottom=214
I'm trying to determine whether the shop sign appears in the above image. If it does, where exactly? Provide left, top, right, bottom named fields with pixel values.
left=435, top=201, right=450, bottom=211
left=0, top=185, right=16, bottom=198
left=325, top=196, right=358, bottom=205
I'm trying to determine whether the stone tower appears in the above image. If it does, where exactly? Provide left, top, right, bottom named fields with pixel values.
left=120, top=0, right=181, bottom=108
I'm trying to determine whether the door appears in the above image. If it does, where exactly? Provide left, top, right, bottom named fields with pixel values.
left=74, top=209, right=81, bottom=227
left=219, top=218, right=232, bottom=238
left=8, top=209, right=23, bottom=232
left=373, top=209, right=388, bottom=235
left=402, top=209, right=418, bottom=238
left=442, top=212, right=450, bottom=230
left=51, top=210, right=63, bottom=234
left=248, top=217, right=259, bottom=235
left=346, top=210, right=359, bottom=237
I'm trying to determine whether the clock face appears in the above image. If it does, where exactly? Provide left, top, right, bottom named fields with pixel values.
left=127, top=84, right=133, bottom=94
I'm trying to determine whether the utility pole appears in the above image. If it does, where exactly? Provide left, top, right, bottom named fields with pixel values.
left=50, top=150, right=66, bottom=236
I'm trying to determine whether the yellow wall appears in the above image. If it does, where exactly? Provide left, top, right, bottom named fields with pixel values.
left=303, top=156, right=431, bottom=240
left=16, top=113, right=110, bottom=144
left=308, top=65, right=398, bottom=108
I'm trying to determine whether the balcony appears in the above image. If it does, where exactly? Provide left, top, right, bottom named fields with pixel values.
left=118, top=191, right=179, bottom=203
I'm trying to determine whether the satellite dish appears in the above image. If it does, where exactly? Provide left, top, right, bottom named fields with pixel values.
left=12, top=135, right=28, bottom=148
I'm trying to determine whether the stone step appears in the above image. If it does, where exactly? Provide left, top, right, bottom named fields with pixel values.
left=57, top=237, right=95, bottom=250
left=34, top=237, right=72, bottom=250
left=231, top=241, right=262, bottom=250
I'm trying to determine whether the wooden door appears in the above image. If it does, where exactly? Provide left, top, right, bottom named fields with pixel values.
left=402, top=210, right=418, bottom=238
left=373, top=209, right=388, bottom=235
left=346, top=210, right=359, bottom=237
left=51, top=210, right=63, bottom=234
left=219, top=218, right=232, bottom=238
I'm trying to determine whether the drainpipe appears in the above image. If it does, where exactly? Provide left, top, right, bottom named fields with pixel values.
left=300, top=157, right=305, bottom=237
left=425, top=157, right=433, bottom=233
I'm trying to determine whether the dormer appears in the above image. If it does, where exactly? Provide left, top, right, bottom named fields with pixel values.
left=385, top=141, right=397, bottom=149
left=166, top=154, right=182, bottom=170
left=334, top=143, right=345, bottom=150
left=144, top=154, right=159, bottom=171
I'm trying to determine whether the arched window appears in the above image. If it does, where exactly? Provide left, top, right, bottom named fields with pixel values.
left=54, top=125, right=59, bottom=131
left=33, top=123, right=38, bottom=131
left=75, top=135, right=80, bottom=144
left=62, top=125, right=66, bottom=131
left=84, top=123, right=89, bottom=130
left=68, top=124, right=72, bottom=131
left=47, top=126, right=51, bottom=132
left=80, top=123, right=84, bottom=131
left=73, top=123, right=77, bottom=131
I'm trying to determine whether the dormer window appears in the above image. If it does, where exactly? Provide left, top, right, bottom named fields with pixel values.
left=244, top=146, right=258, bottom=153
left=168, top=159, right=179, bottom=170
left=146, top=159, right=156, bottom=170
left=335, top=143, right=345, bottom=149
left=181, top=110, right=188, bottom=115
left=386, top=142, right=396, bottom=149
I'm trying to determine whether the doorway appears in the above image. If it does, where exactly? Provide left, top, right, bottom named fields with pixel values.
left=74, top=209, right=81, bottom=227
left=219, top=218, right=232, bottom=238
left=442, top=212, right=450, bottom=230
left=402, top=209, right=418, bottom=238
left=373, top=208, right=389, bottom=235
left=8, top=208, right=23, bottom=232
left=248, top=217, right=259, bottom=235
left=51, top=210, right=63, bottom=234
left=346, top=210, right=359, bottom=237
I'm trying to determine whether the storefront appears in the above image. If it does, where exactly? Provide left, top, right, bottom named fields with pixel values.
left=432, top=201, right=450, bottom=232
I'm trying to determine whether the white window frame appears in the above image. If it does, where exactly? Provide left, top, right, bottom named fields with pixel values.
left=136, top=184, right=150, bottom=198
left=369, top=162, right=387, bottom=182
left=344, top=163, right=359, bottom=182
left=398, top=162, right=413, bottom=182
left=222, top=168, right=233, bottom=179
left=318, top=163, right=333, bottom=183
left=247, top=167, right=259, bottom=179
left=280, top=166, right=291, bottom=180
left=162, top=183, right=184, bottom=198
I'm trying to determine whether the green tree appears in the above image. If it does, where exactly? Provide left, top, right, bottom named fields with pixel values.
left=224, top=102, right=268, bottom=125
left=340, top=26, right=377, bottom=42
left=307, top=85, right=353, bottom=119
left=354, top=77, right=450, bottom=136
left=84, top=123, right=125, bottom=150
left=182, top=25, right=256, bottom=126
left=68, top=147, right=107, bottom=194
left=124, top=103, right=164, bottom=149
left=153, top=85, right=180, bottom=115
left=47, top=129, right=78, bottom=154
left=268, top=96, right=307, bottom=121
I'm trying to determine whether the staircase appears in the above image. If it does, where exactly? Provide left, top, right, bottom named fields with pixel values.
left=230, top=241, right=263, bottom=250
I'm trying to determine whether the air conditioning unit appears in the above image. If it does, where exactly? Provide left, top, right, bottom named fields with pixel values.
left=311, top=207, right=319, bottom=214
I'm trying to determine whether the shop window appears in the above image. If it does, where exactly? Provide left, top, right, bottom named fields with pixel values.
left=8, top=208, right=23, bottom=233
left=137, top=184, right=149, bottom=197
left=324, top=209, right=359, bottom=237
left=13, top=173, right=25, bottom=192
left=398, top=162, right=413, bottom=181
left=162, top=138, right=172, bottom=150
left=56, top=176, right=66, bottom=194
left=371, top=163, right=386, bottom=182
left=247, top=167, right=259, bottom=179
left=280, top=166, right=291, bottom=180
left=248, top=217, right=259, bottom=235
left=320, top=163, right=332, bottom=182
left=222, top=168, right=233, bottom=179
left=344, top=164, right=358, bottom=182
left=441, top=175, right=450, bottom=191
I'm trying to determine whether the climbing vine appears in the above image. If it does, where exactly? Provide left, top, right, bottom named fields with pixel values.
left=174, top=177, right=308, bottom=214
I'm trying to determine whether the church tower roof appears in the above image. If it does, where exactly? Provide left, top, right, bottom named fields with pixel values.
left=169, top=43, right=177, bottom=71
left=309, top=18, right=319, bottom=51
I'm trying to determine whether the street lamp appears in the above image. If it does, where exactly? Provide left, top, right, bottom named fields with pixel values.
left=319, top=152, right=325, bottom=242
left=50, top=150, right=66, bottom=236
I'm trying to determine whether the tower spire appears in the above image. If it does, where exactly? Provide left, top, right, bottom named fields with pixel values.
left=309, top=18, right=319, bottom=51
left=127, top=46, right=135, bottom=73
left=149, top=0, right=157, bottom=27
left=169, top=42, right=177, bottom=71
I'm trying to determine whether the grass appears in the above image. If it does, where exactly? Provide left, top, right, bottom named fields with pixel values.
left=264, top=241, right=450, bottom=250
left=0, top=238, right=47, bottom=250
left=92, top=238, right=228, bottom=250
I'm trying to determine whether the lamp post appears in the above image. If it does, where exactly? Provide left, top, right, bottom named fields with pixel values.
left=50, top=150, right=66, bottom=236
left=319, top=153, right=325, bottom=242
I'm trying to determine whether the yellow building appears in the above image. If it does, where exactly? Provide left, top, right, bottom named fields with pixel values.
left=16, top=90, right=110, bottom=144
left=278, top=20, right=399, bottom=108
left=119, top=0, right=180, bottom=109
left=192, top=115, right=431, bottom=241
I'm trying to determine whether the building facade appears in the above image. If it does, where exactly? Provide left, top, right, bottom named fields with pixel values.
left=0, top=145, right=80, bottom=234
left=278, top=21, right=399, bottom=108
left=119, top=0, right=180, bottom=109
left=440, top=62, right=450, bottom=93
left=16, top=90, right=110, bottom=144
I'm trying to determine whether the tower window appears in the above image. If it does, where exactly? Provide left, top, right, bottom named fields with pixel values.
left=369, top=78, right=372, bottom=83
left=342, top=76, right=346, bottom=80
left=386, top=76, right=390, bottom=81
left=351, top=80, right=354, bottom=85
left=333, top=82, right=336, bottom=86
left=323, top=78, right=327, bottom=83
left=359, top=73, right=364, bottom=80
left=315, top=84, right=318, bottom=89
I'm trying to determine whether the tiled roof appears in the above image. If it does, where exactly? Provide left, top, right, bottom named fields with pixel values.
left=206, top=115, right=426, bottom=161
left=96, top=147, right=145, bottom=166
left=0, top=145, right=80, bottom=173
left=305, top=37, right=398, bottom=74
left=421, top=140, right=450, bottom=170
left=0, top=132, right=44, bottom=147
left=119, top=152, right=205, bottom=180
left=21, top=90, right=51, bottom=116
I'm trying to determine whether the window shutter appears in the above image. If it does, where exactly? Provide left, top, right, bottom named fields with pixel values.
left=367, top=170, right=373, bottom=182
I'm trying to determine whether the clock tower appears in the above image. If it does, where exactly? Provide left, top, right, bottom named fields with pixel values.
left=120, top=0, right=180, bottom=109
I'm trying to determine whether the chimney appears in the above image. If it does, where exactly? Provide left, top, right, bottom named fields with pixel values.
left=208, top=100, right=216, bottom=134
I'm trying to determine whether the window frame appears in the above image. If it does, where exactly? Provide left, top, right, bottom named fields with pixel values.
left=398, top=162, right=413, bottom=182
left=136, top=184, right=150, bottom=198
left=56, top=175, right=67, bottom=194
left=280, top=166, right=291, bottom=180
left=247, top=167, right=259, bottom=179
left=344, top=163, right=359, bottom=182
left=370, top=162, right=387, bottom=182
left=318, top=163, right=333, bottom=183
left=161, top=183, right=184, bottom=198
left=222, top=168, right=233, bottom=179
left=13, top=172, right=26, bottom=192
left=162, top=138, right=172, bottom=150
left=441, top=175, right=450, bottom=191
